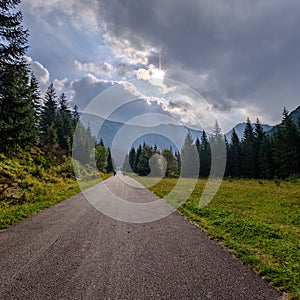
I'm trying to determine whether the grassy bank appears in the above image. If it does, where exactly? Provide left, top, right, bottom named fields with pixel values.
left=138, top=177, right=300, bottom=299
left=0, top=148, right=111, bottom=229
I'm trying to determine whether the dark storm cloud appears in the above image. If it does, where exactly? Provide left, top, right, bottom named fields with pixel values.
left=99, top=0, right=300, bottom=123
left=71, top=74, right=116, bottom=110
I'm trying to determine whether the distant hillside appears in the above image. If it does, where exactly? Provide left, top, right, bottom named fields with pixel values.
left=80, top=106, right=300, bottom=165
left=290, top=106, right=300, bottom=123
left=268, top=106, right=300, bottom=135
left=225, top=123, right=273, bottom=140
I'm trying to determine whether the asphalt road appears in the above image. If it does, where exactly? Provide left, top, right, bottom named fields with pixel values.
left=0, top=175, right=281, bottom=300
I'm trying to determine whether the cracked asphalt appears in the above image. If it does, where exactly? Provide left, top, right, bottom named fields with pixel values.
left=0, top=175, right=281, bottom=299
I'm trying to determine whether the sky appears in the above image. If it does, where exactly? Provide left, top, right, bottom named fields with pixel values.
left=20, top=0, right=300, bottom=132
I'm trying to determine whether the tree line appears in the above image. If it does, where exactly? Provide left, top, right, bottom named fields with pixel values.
left=124, top=112, right=300, bottom=180
left=226, top=111, right=300, bottom=179
left=0, top=0, right=113, bottom=174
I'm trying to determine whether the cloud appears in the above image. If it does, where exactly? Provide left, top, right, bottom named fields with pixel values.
left=74, top=60, right=136, bottom=79
left=70, top=73, right=116, bottom=110
left=99, top=0, right=300, bottom=124
left=25, top=56, right=50, bottom=92
left=23, top=0, right=99, bottom=29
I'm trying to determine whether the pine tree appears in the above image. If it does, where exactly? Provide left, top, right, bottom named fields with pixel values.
left=259, top=136, right=275, bottom=179
left=95, top=141, right=108, bottom=172
left=128, top=147, right=136, bottom=172
left=72, top=123, right=96, bottom=165
left=253, top=118, right=266, bottom=178
left=273, top=108, right=300, bottom=178
left=199, top=130, right=211, bottom=177
left=106, top=147, right=114, bottom=173
left=136, top=144, right=155, bottom=176
left=29, top=73, right=42, bottom=130
left=56, top=93, right=73, bottom=153
left=40, top=83, right=58, bottom=145
left=181, top=132, right=199, bottom=178
left=72, top=105, right=80, bottom=125
left=134, top=144, right=142, bottom=174
left=209, top=121, right=226, bottom=178
left=229, top=129, right=241, bottom=178
left=241, top=118, right=255, bottom=178
left=162, top=149, right=178, bottom=177
left=0, top=0, right=37, bottom=154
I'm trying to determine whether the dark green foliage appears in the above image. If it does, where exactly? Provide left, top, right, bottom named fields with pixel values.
left=273, top=109, right=300, bottom=178
left=40, top=83, right=58, bottom=145
left=0, top=0, right=37, bottom=154
left=241, top=118, right=255, bottom=178
left=209, top=121, right=226, bottom=178
left=228, top=129, right=241, bottom=178
left=198, top=130, right=211, bottom=177
left=72, top=123, right=96, bottom=165
left=95, top=142, right=108, bottom=173
left=161, top=149, right=178, bottom=177
left=106, top=147, right=114, bottom=173
left=128, top=147, right=136, bottom=172
left=137, top=144, right=157, bottom=176
left=181, top=132, right=199, bottom=178
left=57, top=93, right=73, bottom=153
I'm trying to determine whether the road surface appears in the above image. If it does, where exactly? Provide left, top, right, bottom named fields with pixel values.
left=0, top=175, right=281, bottom=299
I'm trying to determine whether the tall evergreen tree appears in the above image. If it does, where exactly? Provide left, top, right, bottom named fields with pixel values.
left=134, top=144, right=142, bottom=173
left=259, top=136, right=275, bottom=179
left=0, top=0, right=37, bottom=153
left=241, top=118, right=255, bottom=178
left=199, top=130, right=211, bottom=177
left=136, top=144, right=156, bottom=176
left=40, top=83, right=58, bottom=145
left=128, top=147, right=136, bottom=172
left=106, top=147, right=114, bottom=173
left=162, top=149, right=178, bottom=178
left=209, top=121, right=226, bottom=178
left=56, top=93, right=73, bottom=153
left=181, top=132, right=199, bottom=178
left=253, top=118, right=266, bottom=178
left=29, top=73, right=42, bottom=130
left=229, top=129, right=241, bottom=178
left=273, top=108, right=300, bottom=178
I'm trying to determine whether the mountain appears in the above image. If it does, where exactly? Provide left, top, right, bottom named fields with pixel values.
left=290, top=106, right=300, bottom=123
left=267, top=106, right=300, bottom=135
left=80, top=106, right=300, bottom=166
left=225, top=123, right=273, bottom=140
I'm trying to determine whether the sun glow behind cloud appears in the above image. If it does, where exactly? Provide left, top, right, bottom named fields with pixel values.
left=150, top=68, right=165, bottom=80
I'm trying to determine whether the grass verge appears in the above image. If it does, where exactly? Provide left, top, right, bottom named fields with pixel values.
left=0, top=148, right=111, bottom=230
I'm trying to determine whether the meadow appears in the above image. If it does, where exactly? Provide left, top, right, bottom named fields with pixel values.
left=136, top=176, right=300, bottom=300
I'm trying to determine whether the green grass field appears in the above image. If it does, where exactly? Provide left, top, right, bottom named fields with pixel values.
left=136, top=176, right=300, bottom=300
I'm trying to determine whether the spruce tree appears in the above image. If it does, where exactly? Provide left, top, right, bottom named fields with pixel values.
left=181, top=132, right=199, bottom=178
left=273, top=108, right=300, bottom=178
left=29, top=73, right=42, bottom=130
left=0, top=0, right=37, bottom=153
left=162, top=149, right=178, bottom=177
left=106, top=147, right=114, bottom=173
left=57, top=93, right=73, bottom=153
left=241, top=118, right=255, bottom=178
left=40, top=83, right=58, bottom=145
left=128, top=147, right=136, bottom=172
left=209, top=121, right=226, bottom=178
left=199, top=130, right=211, bottom=177
left=253, top=118, right=266, bottom=178
left=229, top=129, right=241, bottom=178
